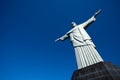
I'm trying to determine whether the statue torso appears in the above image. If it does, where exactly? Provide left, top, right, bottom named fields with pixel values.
left=69, top=26, right=94, bottom=47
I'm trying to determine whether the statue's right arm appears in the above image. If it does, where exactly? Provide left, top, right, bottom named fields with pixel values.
left=55, top=34, right=69, bottom=42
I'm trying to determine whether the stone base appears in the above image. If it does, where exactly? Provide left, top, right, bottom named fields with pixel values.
left=71, top=62, right=120, bottom=80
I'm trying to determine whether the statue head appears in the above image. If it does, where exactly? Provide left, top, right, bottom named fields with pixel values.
left=71, top=22, right=77, bottom=28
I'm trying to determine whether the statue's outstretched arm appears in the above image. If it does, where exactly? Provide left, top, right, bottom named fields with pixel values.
left=82, top=9, right=101, bottom=29
left=55, top=34, right=69, bottom=42
left=94, top=9, right=101, bottom=18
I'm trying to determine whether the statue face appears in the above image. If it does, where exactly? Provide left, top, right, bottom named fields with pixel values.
left=72, top=22, right=77, bottom=27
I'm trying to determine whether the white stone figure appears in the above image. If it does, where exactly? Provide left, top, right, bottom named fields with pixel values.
left=55, top=9, right=104, bottom=69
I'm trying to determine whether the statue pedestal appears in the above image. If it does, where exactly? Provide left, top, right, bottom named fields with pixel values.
left=71, top=62, right=120, bottom=80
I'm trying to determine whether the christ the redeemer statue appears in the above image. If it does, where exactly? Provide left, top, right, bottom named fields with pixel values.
left=55, top=9, right=104, bottom=69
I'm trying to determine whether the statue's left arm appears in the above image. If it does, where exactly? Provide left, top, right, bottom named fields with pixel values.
left=81, top=9, right=101, bottom=29
left=81, top=16, right=96, bottom=29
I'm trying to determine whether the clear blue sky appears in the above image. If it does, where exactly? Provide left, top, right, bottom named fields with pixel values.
left=0, top=0, right=120, bottom=80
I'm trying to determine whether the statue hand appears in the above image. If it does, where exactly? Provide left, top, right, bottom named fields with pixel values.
left=94, top=9, right=101, bottom=18
left=55, top=38, right=60, bottom=42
